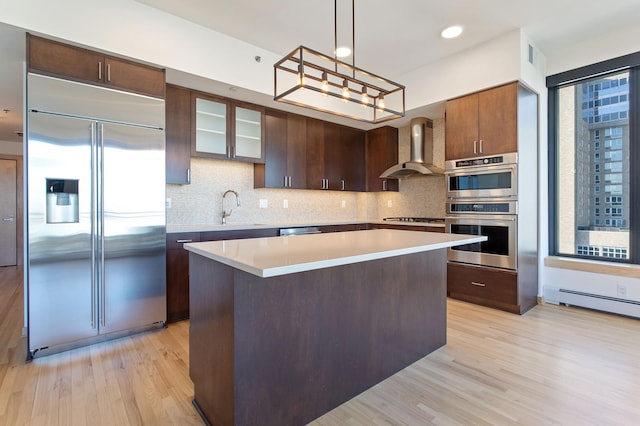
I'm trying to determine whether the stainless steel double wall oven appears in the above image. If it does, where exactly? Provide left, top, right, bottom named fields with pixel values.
left=445, top=152, right=518, bottom=270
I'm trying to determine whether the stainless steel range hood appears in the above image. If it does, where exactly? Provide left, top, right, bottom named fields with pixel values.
left=380, top=117, right=444, bottom=179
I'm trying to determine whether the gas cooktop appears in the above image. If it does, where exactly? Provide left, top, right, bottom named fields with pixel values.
left=383, top=217, right=445, bottom=223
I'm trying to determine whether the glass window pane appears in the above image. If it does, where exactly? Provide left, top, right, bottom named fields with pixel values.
left=556, top=71, right=630, bottom=260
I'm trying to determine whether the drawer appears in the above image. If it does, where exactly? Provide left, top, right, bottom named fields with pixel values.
left=447, top=262, right=517, bottom=305
left=166, top=232, right=200, bottom=250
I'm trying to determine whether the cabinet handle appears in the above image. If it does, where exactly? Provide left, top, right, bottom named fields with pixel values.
left=340, top=180, right=345, bottom=191
left=473, top=140, right=477, bottom=154
left=176, top=239, right=193, bottom=243
left=288, top=176, right=292, bottom=187
left=479, top=139, right=483, bottom=153
left=187, top=168, right=191, bottom=183
left=107, top=63, right=111, bottom=82
left=382, top=180, right=387, bottom=191
left=98, top=62, right=102, bottom=80
left=284, top=176, right=288, bottom=187
left=471, top=281, right=486, bottom=287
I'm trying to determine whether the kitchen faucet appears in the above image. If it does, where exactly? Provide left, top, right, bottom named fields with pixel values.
left=221, top=190, right=240, bottom=224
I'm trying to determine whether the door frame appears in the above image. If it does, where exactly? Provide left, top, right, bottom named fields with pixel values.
left=0, top=154, right=23, bottom=266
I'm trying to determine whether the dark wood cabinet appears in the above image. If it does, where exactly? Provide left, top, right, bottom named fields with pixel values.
left=166, top=84, right=191, bottom=184
left=365, top=126, right=399, bottom=192
left=445, top=82, right=517, bottom=160
left=166, top=232, right=200, bottom=323
left=27, top=34, right=165, bottom=98
left=254, top=110, right=306, bottom=188
left=447, top=262, right=523, bottom=313
left=305, top=118, right=326, bottom=190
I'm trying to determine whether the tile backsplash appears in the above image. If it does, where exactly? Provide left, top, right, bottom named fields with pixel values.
left=166, top=118, right=446, bottom=226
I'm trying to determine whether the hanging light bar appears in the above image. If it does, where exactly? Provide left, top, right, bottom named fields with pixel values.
left=273, top=0, right=405, bottom=124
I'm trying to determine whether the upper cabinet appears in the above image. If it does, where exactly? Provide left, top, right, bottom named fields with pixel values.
left=166, top=84, right=191, bottom=184
left=254, top=110, right=306, bottom=189
left=191, top=92, right=265, bottom=163
left=445, top=82, right=517, bottom=160
left=365, top=126, right=399, bottom=192
left=27, top=34, right=165, bottom=99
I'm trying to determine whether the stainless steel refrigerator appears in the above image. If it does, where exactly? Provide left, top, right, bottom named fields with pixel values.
left=26, top=74, right=166, bottom=359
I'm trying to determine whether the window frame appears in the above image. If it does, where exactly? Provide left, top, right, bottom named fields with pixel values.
left=547, top=51, right=640, bottom=264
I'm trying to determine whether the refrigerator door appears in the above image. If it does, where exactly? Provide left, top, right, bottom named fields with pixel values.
left=27, top=112, right=98, bottom=350
left=99, top=122, right=166, bottom=334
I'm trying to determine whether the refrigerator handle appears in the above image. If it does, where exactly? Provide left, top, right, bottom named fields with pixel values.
left=91, top=122, right=98, bottom=329
left=98, top=122, right=106, bottom=328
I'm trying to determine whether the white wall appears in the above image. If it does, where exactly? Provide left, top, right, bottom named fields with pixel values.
left=0, top=140, right=22, bottom=156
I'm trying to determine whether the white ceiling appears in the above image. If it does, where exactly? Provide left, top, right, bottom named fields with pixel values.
left=1, top=0, right=640, bottom=142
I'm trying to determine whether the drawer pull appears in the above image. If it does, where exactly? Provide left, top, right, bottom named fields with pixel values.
left=471, top=281, right=486, bottom=287
left=176, top=239, right=193, bottom=243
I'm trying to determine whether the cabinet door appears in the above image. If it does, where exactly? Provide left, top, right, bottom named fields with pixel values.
left=286, top=115, right=307, bottom=189
left=445, top=94, right=479, bottom=160
left=478, top=83, right=518, bottom=155
left=165, top=84, right=191, bottom=184
left=365, top=126, right=399, bottom=192
left=323, top=122, right=342, bottom=190
left=339, top=127, right=365, bottom=191
left=306, top=118, right=326, bottom=190
left=233, top=102, right=265, bottom=163
left=104, top=56, right=165, bottom=98
left=191, top=92, right=231, bottom=159
left=166, top=233, right=200, bottom=323
left=28, top=34, right=104, bottom=86
left=260, top=110, right=288, bottom=188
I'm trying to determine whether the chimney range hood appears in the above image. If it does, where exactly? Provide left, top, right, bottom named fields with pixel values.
left=380, top=117, right=444, bottom=179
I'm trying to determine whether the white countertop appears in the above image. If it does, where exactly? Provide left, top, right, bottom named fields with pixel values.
left=167, top=219, right=444, bottom=233
left=184, top=229, right=485, bottom=278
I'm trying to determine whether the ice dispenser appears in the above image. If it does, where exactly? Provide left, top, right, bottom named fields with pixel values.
left=46, top=179, right=79, bottom=223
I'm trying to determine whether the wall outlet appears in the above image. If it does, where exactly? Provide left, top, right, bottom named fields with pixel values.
left=617, top=284, right=628, bottom=298
left=283, top=199, right=288, bottom=209
left=387, top=200, right=393, bottom=208
left=166, top=198, right=171, bottom=209
left=259, top=199, right=268, bottom=209
left=341, top=200, right=346, bottom=208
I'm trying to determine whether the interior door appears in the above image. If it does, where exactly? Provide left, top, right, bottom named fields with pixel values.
left=99, top=121, right=166, bottom=335
left=0, top=158, right=17, bottom=266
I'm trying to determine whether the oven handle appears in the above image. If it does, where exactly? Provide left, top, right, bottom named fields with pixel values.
left=445, top=163, right=516, bottom=176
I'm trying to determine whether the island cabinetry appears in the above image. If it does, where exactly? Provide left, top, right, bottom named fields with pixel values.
left=447, top=262, right=521, bottom=313
left=365, top=126, right=399, bottom=192
left=191, top=92, right=265, bottom=163
left=27, top=34, right=165, bottom=98
left=166, top=232, right=200, bottom=323
left=165, top=84, right=191, bottom=184
left=445, top=82, right=517, bottom=160
left=254, top=110, right=306, bottom=188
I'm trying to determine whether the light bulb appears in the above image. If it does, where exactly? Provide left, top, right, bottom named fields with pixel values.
left=298, top=65, right=305, bottom=86
left=377, top=95, right=386, bottom=111
left=361, top=86, right=369, bottom=107
left=321, top=72, right=329, bottom=96
left=342, top=79, right=349, bottom=102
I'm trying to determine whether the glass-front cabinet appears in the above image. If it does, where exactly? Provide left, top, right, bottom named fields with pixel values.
left=191, top=92, right=264, bottom=163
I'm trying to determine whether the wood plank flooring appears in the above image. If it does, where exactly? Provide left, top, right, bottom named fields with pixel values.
left=1, top=265, right=639, bottom=425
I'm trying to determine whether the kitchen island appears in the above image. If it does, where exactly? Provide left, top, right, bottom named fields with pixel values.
left=184, top=229, right=485, bottom=426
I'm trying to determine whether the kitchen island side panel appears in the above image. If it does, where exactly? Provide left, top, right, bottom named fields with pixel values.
left=189, top=248, right=447, bottom=426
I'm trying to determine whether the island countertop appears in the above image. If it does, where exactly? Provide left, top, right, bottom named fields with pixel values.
left=184, top=229, right=486, bottom=278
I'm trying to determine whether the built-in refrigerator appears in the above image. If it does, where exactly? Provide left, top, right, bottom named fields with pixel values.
left=26, top=74, right=166, bottom=359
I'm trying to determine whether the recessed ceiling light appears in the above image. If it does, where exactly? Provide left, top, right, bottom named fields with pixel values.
left=441, top=25, right=463, bottom=39
left=335, top=46, right=351, bottom=58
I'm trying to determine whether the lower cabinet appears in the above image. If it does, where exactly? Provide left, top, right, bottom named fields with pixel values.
left=166, top=232, right=200, bottom=323
left=166, top=228, right=280, bottom=323
left=447, top=262, right=520, bottom=313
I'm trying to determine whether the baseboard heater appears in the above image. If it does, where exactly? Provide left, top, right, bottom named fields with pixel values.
left=558, top=289, right=640, bottom=319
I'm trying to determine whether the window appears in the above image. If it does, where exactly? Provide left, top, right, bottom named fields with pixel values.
left=548, top=51, right=640, bottom=263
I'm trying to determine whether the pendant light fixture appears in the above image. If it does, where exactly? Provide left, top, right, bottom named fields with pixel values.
left=274, top=0, right=405, bottom=124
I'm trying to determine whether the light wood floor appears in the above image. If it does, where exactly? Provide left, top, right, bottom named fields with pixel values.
left=2, top=265, right=640, bottom=425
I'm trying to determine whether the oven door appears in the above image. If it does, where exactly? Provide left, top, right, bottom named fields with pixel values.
left=446, top=164, right=517, bottom=199
left=445, top=215, right=517, bottom=270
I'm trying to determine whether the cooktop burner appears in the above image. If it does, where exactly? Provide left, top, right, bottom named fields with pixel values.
left=383, top=217, right=445, bottom=223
